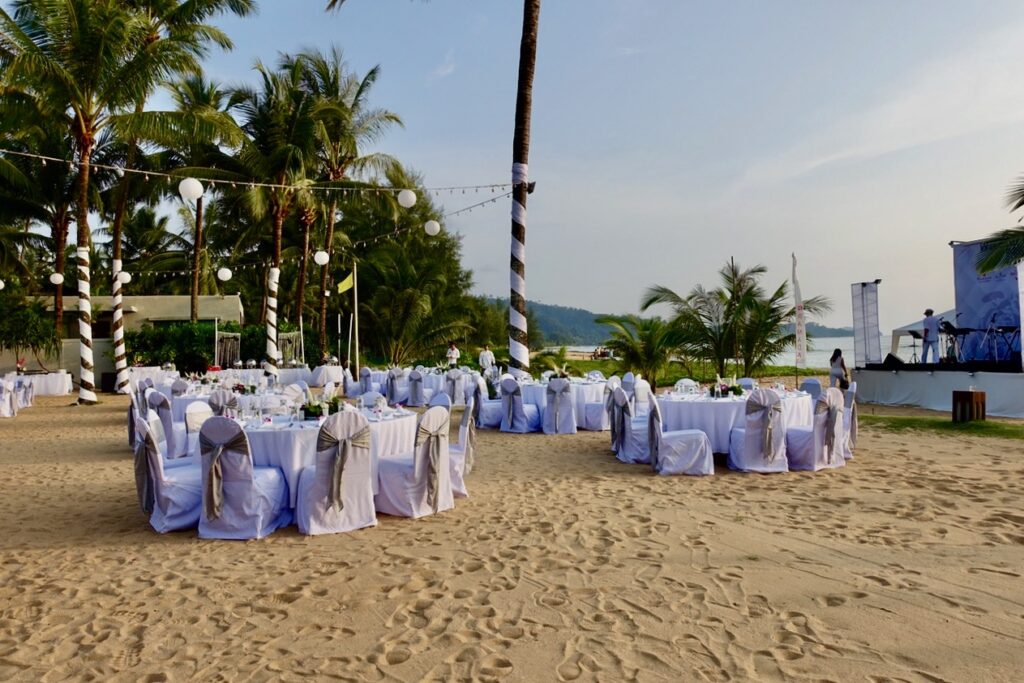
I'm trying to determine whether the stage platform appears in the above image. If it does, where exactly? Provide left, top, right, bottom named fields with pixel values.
left=855, top=368, right=1024, bottom=418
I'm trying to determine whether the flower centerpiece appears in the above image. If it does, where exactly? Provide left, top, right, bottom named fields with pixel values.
left=710, top=374, right=743, bottom=398
left=301, top=400, right=326, bottom=420
left=232, top=382, right=245, bottom=394
left=373, top=394, right=388, bottom=418
left=327, top=395, right=346, bottom=415
left=15, top=357, right=25, bottom=374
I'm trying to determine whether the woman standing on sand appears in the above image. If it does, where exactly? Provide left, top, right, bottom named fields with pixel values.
left=829, top=348, right=848, bottom=387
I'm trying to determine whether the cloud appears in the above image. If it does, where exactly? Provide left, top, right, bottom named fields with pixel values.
left=427, top=49, right=456, bottom=82
left=615, top=46, right=645, bottom=58
left=737, top=23, right=1024, bottom=188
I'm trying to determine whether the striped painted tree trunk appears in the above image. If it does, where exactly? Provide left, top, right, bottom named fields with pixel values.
left=508, top=0, right=541, bottom=374
left=111, top=259, right=129, bottom=393
left=265, top=267, right=280, bottom=379
left=77, top=246, right=97, bottom=404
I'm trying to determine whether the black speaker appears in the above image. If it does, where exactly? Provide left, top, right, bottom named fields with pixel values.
left=881, top=353, right=904, bottom=370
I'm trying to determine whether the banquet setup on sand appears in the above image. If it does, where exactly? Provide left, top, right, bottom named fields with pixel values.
left=1, top=367, right=1022, bottom=681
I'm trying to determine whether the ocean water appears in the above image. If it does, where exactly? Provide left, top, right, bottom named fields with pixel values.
left=558, top=335, right=912, bottom=369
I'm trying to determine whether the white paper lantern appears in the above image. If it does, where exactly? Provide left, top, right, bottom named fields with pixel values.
left=49, top=273, right=64, bottom=285
left=397, top=189, right=417, bottom=208
left=324, top=289, right=331, bottom=298
left=178, top=177, right=204, bottom=202
left=424, top=220, right=441, bottom=236
left=118, top=271, right=132, bottom=284
left=217, top=267, right=232, bottom=282
left=313, top=250, right=329, bottom=266
left=0, top=279, right=4, bottom=291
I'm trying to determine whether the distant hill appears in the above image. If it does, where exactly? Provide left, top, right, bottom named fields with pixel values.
left=782, top=322, right=853, bottom=338
left=487, top=298, right=613, bottom=345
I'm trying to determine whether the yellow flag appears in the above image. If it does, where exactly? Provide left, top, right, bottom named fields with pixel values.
left=336, top=271, right=354, bottom=294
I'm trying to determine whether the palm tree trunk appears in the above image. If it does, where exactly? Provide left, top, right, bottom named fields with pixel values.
left=74, top=141, right=97, bottom=404
left=295, top=209, right=312, bottom=326
left=52, top=213, right=68, bottom=359
left=109, top=145, right=136, bottom=394
left=318, top=199, right=337, bottom=355
left=508, top=0, right=541, bottom=374
left=190, top=196, right=204, bottom=322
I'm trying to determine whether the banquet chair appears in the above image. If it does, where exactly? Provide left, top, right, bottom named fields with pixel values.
left=406, top=370, right=434, bottom=407
left=136, top=420, right=202, bottom=533
left=0, top=381, right=17, bottom=418
left=612, top=386, right=650, bottom=464
left=786, top=388, right=846, bottom=472
left=18, top=381, right=33, bottom=409
left=464, top=378, right=482, bottom=427
left=543, top=378, right=577, bottom=435
left=170, top=379, right=189, bottom=397
left=648, top=398, right=713, bottom=476
left=476, top=375, right=503, bottom=428
left=843, top=382, right=858, bottom=460
left=146, top=412, right=200, bottom=470
left=198, top=417, right=292, bottom=540
left=622, top=372, right=636, bottom=397
left=148, top=391, right=188, bottom=458
left=674, top=378, right=698, bottom=394
left=208, top=389, right=237, bottom=417
left=445, top=369, right=462, bottom=404
left=127, top=393, right=138, bottom=448
left=583, top=375, right=619, bottom=432
left=321, top=381, right=337, bottom=400
left=632, top=378, right=653, bottom=415
left=449, top=397, right=476, bottom=499
left=428, top=391, right=452, bottom=411
left=359, top=367, right=380, bottom=395
left=586, top=370, right=605, bottom=381
left=295, top=380, right=312, bottom=402
left=295, top=411, right=377, bottom=536
left=798, top=378, right=822, bottom=401
left=185, top=402, right=214, bottom=457
left=500, top=377, right=541, bottom=433
left=359, top=390, right=383, bottom=409
left=738, top=378, right=756, bottom=392
left=282, top=383, right=306, bottom=405
left=385, top=368, right=408, bottom=405
left=727, top=388, right=789, bottom=473
left=375, top=406, right=455, bottom=518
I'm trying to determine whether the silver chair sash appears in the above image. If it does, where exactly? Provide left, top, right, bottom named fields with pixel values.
left=746, top=396, right=783, bottom=463
left=546, top=382, right=572, bottom=433
left=134, top=437, right=155, bottom=515
left=460, top=402, right=477, bottom=474
left=815, top=398, right=843, bottom=463
left=199, top=430, right=250, bottom=520
left=360, top=367, right=372, bottom=394
left=505, top=384, right=523, bottom=424
left=317, top=425, right=371, bottom=512
left=612, top=396, right=631, bottom=453
left=408, top=373, right=424, bottom=406
left=171, top=379, right=188, bottom=396
left=647, top=408, right=662, bottom=472
left=848, top=399, right=858, bottom=449
left=416, top=419, right=448, bottom=513
left=605, top=384, right=618, bottom=449
left=208, top=391, right=238, bottom=417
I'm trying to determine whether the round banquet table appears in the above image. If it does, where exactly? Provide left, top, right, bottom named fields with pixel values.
left=128, top=366, right=173, bottom=390
left=11, top=371, right=73, bottom=396
left=170, top=392, right=291, bottom=422
left=656, top=392, right=813, bottom=453
left=243, top=409, right=417, bottom=507
left=277, top=366, right=314, bottom=386
left=521, top=381, right=606, bottom=425
left=423, top=373, right=469, bottom=405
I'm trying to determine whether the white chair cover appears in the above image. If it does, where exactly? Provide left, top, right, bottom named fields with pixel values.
left=727, top=388, right=788, bottom=473
left=632, top=378, right=652, bottom=415
left=171, top=378, right=189, bottom=396
left=136, top=420, right=201, bottom=533
left=600, top=376, right=623, bottom=447
left=296, top=411, right=377, bottom=536
left=476, top=375, right=503, bottom=429
left=737, top=377, right=756, bottom=391
left=674, top=378, right=698, bottom=393
left=185, top=402, right=214, bottom=457
left=406, top=370, right=428, bottom=407
left=359, top=367, right=373, bottom=394
left=445, top=369, right=461, bottom=402
left=582, top=376, right=616, bottom=432
left=622, top=372, right=636, bottom=396
left=282, top=383, right=305, bottom=405
left=648, top=398, right=714, bottom=476
left=499, top=377, right=540, bottom=433
left=148, top=391, right=187, bottom=458
left=0, top=381, right=17, bottom=418
left=586, top=370, right=605, bottom=381
left=375, top=406, right=455, bottom=518
left=385, top=368, right=408, bottom=405
left=799, top=378, right=822, bottom=401
left=428, top=391, right=452, bottom=410
left=612, top=386, right=649, bottom=464
left=448, top=396, right=476, bottom=498
left=786, top=388, right=846, bottom=471
left=361, top=390, right=384, bottom=408
left=542, top=378, right=577, bottom=435
left=208, top=389, right=237, bottom=417
left=198, top=417, right=291, bottom=540
left=843, top=383, right=858, bottom=460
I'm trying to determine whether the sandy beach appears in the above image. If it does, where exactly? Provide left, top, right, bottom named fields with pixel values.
left=1, top=395, right=1021, bottom=682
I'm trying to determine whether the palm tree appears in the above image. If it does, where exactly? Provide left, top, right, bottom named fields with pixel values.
left=597, top=315, right=683, bottom=389
left=1, top=0, right=203, bottom=403
left=975, top=177, right=1024, bottom=273
left=533, top=346, right=580, bottom=377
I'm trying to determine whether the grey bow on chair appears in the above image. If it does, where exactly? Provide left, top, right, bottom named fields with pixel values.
left=208, top=390, right=237, bottom=417
left=360, top=367, right=372, bottom=394
left=445, top=370, right=460, bottom=401
left=199, top=430, right=249, bottom=520
left=847, top=399, right=858, bottom=449
left=822, top=400, right=843, bottom=463
left=546, top=381, right=571, bottom=433
left=316, top=424, right=371, bottom=512
left=605, top=384, right=618, bottom=448
left=611, top=389, right=631, bottom=453
left=134, top=434, right=155, bottom=515
left=505, top=383, right=522, bottom=424
left=415, top=417, right=449, bottom=513
left=386, top=368, right=402, bottom=404
left=460, top=400, right=477, bottom=475
left=746, top=392, right=783, bottom=463
left=171, top=379, right=188, bottom=396
left=647, top=406, right=662, bottom=472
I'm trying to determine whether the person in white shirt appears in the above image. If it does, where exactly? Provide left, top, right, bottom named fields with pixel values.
left=921, top=308, right=940, bottom=363
left=478, top=344, right=495, bottom=374
left=446, top=342, right=461, bottom=368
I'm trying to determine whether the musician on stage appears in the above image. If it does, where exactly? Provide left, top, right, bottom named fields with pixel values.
left=921, top=308, right=940, bottom=363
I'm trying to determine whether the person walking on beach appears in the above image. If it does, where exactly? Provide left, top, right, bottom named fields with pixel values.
left=446, top=341, right=461, bottom=369
left=921, top=308, right=940, bottom=364
left=829, top=349, right=848, bottom=387
left=478, top=343, right=495, bottom=376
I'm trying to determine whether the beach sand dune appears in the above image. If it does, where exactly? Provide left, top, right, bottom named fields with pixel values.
left=1, top=396, right=1021, bottom=681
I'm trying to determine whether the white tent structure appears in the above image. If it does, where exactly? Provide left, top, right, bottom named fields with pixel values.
left=889, top=308, right=955, bottom=359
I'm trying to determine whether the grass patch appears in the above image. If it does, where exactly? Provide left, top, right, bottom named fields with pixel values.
left=861, top=414, right=1024, bottom=441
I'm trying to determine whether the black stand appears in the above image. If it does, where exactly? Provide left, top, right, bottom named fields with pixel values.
left=907, top=330, right=921, bottom=364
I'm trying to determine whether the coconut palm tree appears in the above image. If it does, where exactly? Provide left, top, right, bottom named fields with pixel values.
left=597, top=315, right=683, bottom=389
left=0, top=0, right=205, bottom=403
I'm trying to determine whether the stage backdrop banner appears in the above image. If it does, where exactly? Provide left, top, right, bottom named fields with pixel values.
left=951, top=240, right=1021, bottom=363
left=851, top=281, right=882, bottom=367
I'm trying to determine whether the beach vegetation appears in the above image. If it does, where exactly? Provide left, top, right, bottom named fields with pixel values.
left=861, top=415, right=1024, bottom=441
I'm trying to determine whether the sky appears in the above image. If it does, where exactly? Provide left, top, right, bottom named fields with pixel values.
left=153, top=1, right=1024, bottom=329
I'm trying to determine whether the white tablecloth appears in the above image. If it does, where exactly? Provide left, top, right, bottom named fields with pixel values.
left=170, top=392, right=291, bottom=422
left=129, top=367, right=176, bottom=390
left=311, top=365, right=347, bottom=386
left=656, top=392, right=813, bottom=452
left=522, top=381, right=606, bottom=425
left=11, top=371, right=73, bottom=396
left=423, top=373, right=469, bottom=405
left=244, top=410, right=417, bottom=507
left=278, top=367, right=314, bottom=386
